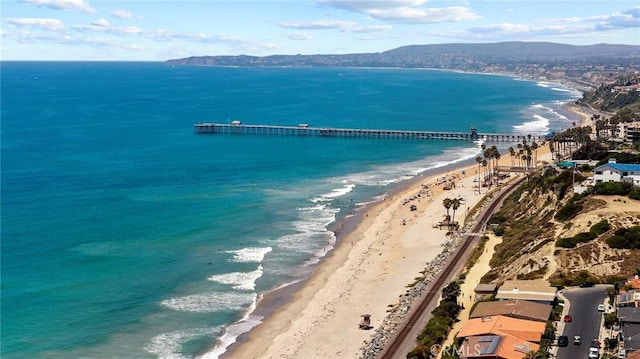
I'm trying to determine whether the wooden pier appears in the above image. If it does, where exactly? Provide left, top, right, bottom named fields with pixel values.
left=193, top=122, right=540, bottom=143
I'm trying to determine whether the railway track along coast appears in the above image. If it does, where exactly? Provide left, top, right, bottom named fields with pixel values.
left=379, top=176, right=526, bottom=359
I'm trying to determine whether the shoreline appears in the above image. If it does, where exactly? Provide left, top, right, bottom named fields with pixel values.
left=216, top=154, right=495, bottom=359
left=211, top=81, right=596, bottom=359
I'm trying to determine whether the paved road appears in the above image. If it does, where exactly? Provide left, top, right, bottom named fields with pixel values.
left=557, top=286, right=608, bottom=359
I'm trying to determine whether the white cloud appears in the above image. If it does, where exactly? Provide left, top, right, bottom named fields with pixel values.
left=92, top=18, right=109, bottom=27
left=288, top=32, right=313, bottom=40
left=370, top=6, right=480, bottom=23
left=349, top=25, right=392, bottom=33
left=112, top=9, right=134, bottom=19
left=6, top=17, right=65, bottom=31
left=316, top=0, right=480, bottom=23
left=279, top=19, right=391, bottom=34
left=279, top=19, right=358, bottom=31
left=20, top=0, right=96, bottom=14
left=317, top=0, right=427, bottom=12
left=72, top=23, right=143, bottom=36
left=458, top=6, right=640, bottom=41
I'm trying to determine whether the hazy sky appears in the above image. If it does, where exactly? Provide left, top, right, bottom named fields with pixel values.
left=1, top=0, right=639, bottom=61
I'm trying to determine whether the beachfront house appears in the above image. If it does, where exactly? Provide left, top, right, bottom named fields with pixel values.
left=495, top=280, right=558, bottom=305
left=456, top=315, right=544, bottom=359
left=469, top=299, right=552, bottom=322
left=593, top=159, right=640, bottom=187
left=473, top=283, right=497, bottom=301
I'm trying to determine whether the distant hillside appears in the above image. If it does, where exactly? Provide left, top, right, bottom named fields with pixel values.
left=383, top=42, right=638, bottom=59
left=167, top=42, right=640, bottom=72
left=166, top=42, right=640, bottom=91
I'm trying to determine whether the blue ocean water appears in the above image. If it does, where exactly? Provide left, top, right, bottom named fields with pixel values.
left=1, top=62, right=580, bottom=358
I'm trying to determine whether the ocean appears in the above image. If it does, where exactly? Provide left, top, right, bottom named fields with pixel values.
left=0, top=62, right=581, bottom=358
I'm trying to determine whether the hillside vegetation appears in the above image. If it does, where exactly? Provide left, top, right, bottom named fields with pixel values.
left=481, top=161, right=640, bottom=287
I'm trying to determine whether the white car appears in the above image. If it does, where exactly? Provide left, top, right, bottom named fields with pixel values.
left=598, top=304, right=606, bottom=312
left=589, top=347, right=599, bottom=359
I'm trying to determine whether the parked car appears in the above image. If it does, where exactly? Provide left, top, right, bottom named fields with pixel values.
left=564, top=314, right=572, bottom=322
left=589, top=347, right=599, bottom=358
left=598, top=304, right=606, bottom=312
left=558, top=335, right=569, bottom=347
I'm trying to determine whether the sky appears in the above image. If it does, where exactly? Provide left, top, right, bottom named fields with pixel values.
left=1, top=0, right=639, bottom=61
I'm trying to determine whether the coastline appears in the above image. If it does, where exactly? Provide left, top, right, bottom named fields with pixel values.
left=211, top=80, right=596, bottom=359
left=217, top=154, right=501, bottom=358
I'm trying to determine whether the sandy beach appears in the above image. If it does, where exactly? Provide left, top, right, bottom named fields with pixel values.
left=219, top=103, right=594, bottom=359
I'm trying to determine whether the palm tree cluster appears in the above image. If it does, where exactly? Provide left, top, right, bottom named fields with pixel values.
left=594, top=109, right=640, bottom=140
left=548, top=126, right=592, bottom=161
left=442, top=197, right=463, bottom=227
left=508, top=136, right=541, bottom=170
left=475, top=143, right=501, bottom=193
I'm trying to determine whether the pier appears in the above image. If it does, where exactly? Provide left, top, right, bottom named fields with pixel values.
left=193, top=121, right=541, bottom=143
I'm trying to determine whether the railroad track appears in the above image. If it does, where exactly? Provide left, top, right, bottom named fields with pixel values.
left=379, top=176, right=525, bottom=359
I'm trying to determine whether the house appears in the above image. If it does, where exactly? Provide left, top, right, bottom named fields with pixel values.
left=618, top=307, right=640, bottom=357
left=625, top=276, right=640, bottom=290
left=456, top=315, right=545, bottom=359
left=495, top=280, right=558, bottom=305
left=593, top=159, right=640, bottom=187
left=457, top=315, right=546, bottom=343
left=469, top=299, right=552, bottom=322
left=458, top=334, right=539, bottom=359
left=474, top=283, right=497, bottom=301
left=618, top=289, right=640, bottom=308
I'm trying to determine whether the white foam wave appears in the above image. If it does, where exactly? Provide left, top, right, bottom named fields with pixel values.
left=146, top=326, right=222, bottom=359
left=309, top=182, right=356, bottom=203
left=537, top=81, right=582, bottom=97
left=513, top=114, right=550, bottom=134
left=161, top=292, right=257, bottom=313
left=226, top=247, right=272, bottom=263
left=208, top=266, right=264, bottom=291
left=514, top=102, right=577, bottom=135
left=200, top=291, right=268, bottom=359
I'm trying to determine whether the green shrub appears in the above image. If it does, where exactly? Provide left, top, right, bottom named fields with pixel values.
left=629, top=189, right=640, bottom=200
left=595, top=181, right=634, bottom=195
left=493, top=226, right=506, bottom=236
left=590, top=219, right=611, bottom=235
left=555, top=200, right=583, bottom=221
left=489, top=212, right=507, bottom=225
left=556, top=237, right=576, bottom=248
left=607, top=235, right=629, bottom=248
left=573, top=231, right=597, bottom=244
left=606, top=226, right=640, bottom=249
left=604, top=312, right=619, bottom=328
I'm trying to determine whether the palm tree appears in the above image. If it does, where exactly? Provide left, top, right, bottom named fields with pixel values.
left=508, top=147, right=515, bottom=167
left=481, top=159, right=487, bottom=189
left=531, top=141, right=539, bottom=167
left=442, top=198, right=452, bottom=221
left=450, top=198, right=461, bottom=226
left=490, top=146, right=500, bottom=184
left=475, top=156, right=483, bottom=194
